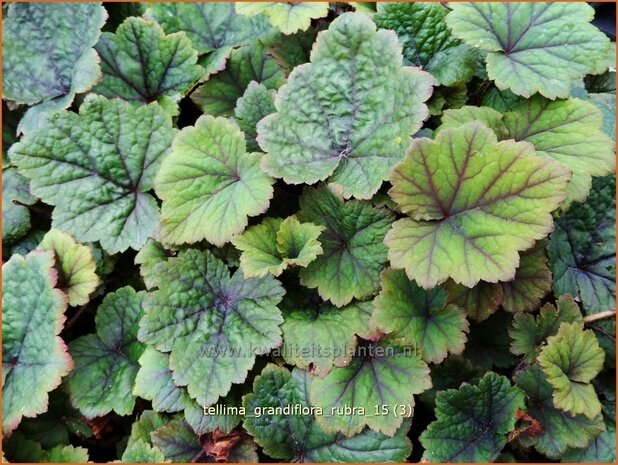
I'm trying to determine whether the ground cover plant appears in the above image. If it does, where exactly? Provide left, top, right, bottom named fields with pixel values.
left=1, top=2, right=616, bottom=463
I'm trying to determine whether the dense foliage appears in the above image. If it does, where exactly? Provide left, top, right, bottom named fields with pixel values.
left=2, top=2, right=616, bottom=463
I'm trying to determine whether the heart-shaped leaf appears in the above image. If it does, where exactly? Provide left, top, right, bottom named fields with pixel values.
left=446, top=3, right=610, bottom=98
left=297, top=185, right=394, bottom=306
left=538, top=322, right=605, bottom=419
left=386, top=122, right=570, bottom=289
left=94, top=17, right=202, bottom=105
left=10, top=96, right=175, bottom=253
left=280, top=289, right=374, bottom=376
left=420, top=372, right=525, bottom=462
left=37, top=230, right=100, bottom=307
left=2, top=3, right=106, bottom=134
left=2, top=251, right=72, bottom=434
left=235, top=82, right=277, bottom=152
left=2, top=168, right=37, bottom=244
left=232, top=216, right=324, bottom=278
left=258, top=13, right=433, bottom=199
left=156, top=116, right=274, bottom=247
left=139, top=249, right=285, bottom=406
left=372, top=269, right=469, bottom=363
left=66, top=287, right=146, bottom=418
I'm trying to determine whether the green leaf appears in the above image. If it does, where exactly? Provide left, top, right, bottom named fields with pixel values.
left=37, top=229, right=100, bottom=307
left=424, top=44, right=484, bottom=88
left=297, top=185, right=394, bottom=307
left=122, top=410, right=174, bottom=463
left=445, top=240, right=552, bottom=321
left=586, top=74, right=616, bottom=97
left=374, top=2, right=480, bottom=86
left=504, top=96, right=615, bottom=204
left=280, top=289, right=374, bottom=376
left=586, top=41, right=616, bottom=79
left=209, top=243, right=242, bottom=269
left=135, top=239, right=242, bottom=290
left=93, top=17, right=202, bottom=105
left=2, top=167, right=36, bottom=244
left=139, top=249, right=285, bottom=406
left=122, top=439, right=168, bottom=463
left=276, top=216, right=324, bottom=266
left=372, top=268, right=469, bottom=363
left=185, top=394, right=243, bottom=436
left=134, top=347, right=192, bottom=414
left=150, top=419, right=201, bottom=462
left=2, top=3, right=106, bottom=134
left=420, top=372, right=525, bottom=462
left=438, top=105, right=508, bottom=139
left=45, top=445, right=89, bottom=463
left=3, top=432, right=90, bottom=463
left=446, top=3, right=611, bottom=98
left=548, top=176, right=616, bottom=313
left=10, top=95, right=175, bottom=253
left=538, top=322, right=605, bottom=419
left=514, top=365, right=605, bottom=459
left=258, top=12, right=433, bottom=199
left=561, top=423, right=616, bottom=463
left=66, top=287, right=147, bottom=418
left=145, top=3, right=274, bottom=74
left=191, top=42, right=285, bottom=117
left=562, top=374, right=616, bottom=463
left=233, top=218, right=285, bottom=277
left=243, top=364, right=413, bottom=462
left=88, top=242, right=117, bottom=279
left=386, top=122, right=570, bottom=289
left=135, top=346, right=243, bottom=435
left=510, top=294, right=583, bottom=364
left=351, top=3, right=377, bottom=14
left=2, top=251, right=72, bottom=434
left=232, top=216, right=323, bottom=278
left=310, top=340, right=431, bottom=436
left=236, top=3, right=329, bottom=35
left=235, top=81, right=277, bottom=152
left=3, top=431, right=46, bottom=462
left=134, top=239, right=175, bottom=290
left=126, top=410, right=170, bottom=446
left=155, top=116, right=274, bottom=247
